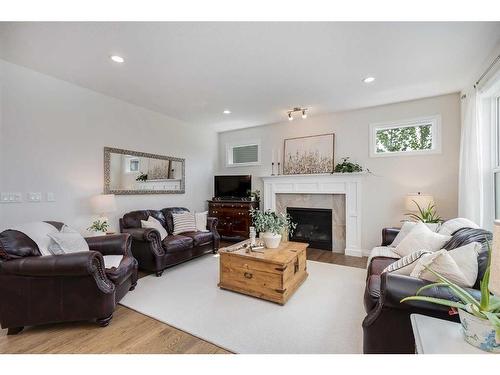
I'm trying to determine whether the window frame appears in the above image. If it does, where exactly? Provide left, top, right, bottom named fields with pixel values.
left=492, top=96, right=500, bottom=220
left=225, top=140, right=262, bottom=167
left=369, top=115, right=442, bottom=158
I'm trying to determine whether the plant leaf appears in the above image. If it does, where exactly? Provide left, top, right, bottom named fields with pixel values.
left=423, top=266, right=481, bottom=308
left=483, top=311, right=500, bottom=330
left=415, top=282, right=449, bottom=296
left=401, top=296, right=468, bottom=310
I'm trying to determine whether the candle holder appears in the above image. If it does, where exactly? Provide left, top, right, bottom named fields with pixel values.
left=271, top=162, right=275, bottom=176
left=277, top=162, right=281, bottom=175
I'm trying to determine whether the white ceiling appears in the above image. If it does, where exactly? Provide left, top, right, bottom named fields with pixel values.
left=1, top=22, right=499, bottom=132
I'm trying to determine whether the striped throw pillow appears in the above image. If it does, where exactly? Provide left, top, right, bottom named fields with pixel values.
left=382, top=250, right=431, bottom=276
left=172, top=212, right=197, bottom=235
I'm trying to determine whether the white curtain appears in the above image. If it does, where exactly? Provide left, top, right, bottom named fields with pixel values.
left=458, top=88, right=484, bottom=226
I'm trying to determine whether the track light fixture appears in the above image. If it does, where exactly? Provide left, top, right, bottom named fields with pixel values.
left=287, top=107, right=308, bottom=121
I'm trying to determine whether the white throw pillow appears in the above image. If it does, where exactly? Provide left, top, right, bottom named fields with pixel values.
left=195, top=211, right=209, bottom=232
left=394, top=222, right=451, bottom=257
left=103, top=255, right=123, bottom=269
left=390, top=221, right=440, bottom=247
left=438, top=218, right=480, bottom=236
left=141, top=216, right=168, bottom=240
left=410, top=242, right=481, bottom=287
left=172, top=212, right=197, bottom=235
left=382, top=250, right=431, bottom=275
left=47, top=232, right=90, bottom=255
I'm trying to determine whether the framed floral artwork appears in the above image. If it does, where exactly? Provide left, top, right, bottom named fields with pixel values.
left=283, top=133, right=335, bottom=174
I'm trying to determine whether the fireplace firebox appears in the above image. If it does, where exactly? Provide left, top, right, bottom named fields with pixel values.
left=286, top=207, right=333, bottom=250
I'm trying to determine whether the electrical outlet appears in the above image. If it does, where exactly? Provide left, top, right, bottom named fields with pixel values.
left=46, top=192, right=56, bottom=202
left=27, top=192, right=42, bottom=202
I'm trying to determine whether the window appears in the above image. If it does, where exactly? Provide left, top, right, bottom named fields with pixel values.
left=226, top=141, right=261, bottom=167
left=369, top=115, right=441, bottom=157
left=126, top=158, right=140, bottom=173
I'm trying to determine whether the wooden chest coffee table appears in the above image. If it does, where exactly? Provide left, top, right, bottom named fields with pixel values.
left=218, top=240, right=308, bottom=305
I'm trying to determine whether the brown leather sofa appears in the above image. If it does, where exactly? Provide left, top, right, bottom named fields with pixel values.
left=0, top=221, right=138, bottom=335
left=120, top=207, right=219, bottom=276
left=362, top=226, right=491, bottom=353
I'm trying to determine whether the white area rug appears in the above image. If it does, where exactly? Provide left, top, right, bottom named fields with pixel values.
left=120, top=254, right=366, bottom=354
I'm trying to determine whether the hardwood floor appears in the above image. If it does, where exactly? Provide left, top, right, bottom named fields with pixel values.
left=0, top=246, right=367, bottom=354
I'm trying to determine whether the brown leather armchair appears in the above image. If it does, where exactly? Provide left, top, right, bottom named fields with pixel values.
left=0, top=221, right=138, bottom=335
left=120, top=207, right=219, bottom=276
left=362, top=227, right=491, bottom=353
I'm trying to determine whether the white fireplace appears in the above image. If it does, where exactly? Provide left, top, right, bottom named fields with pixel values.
left=261, top=173, right=365, bottom=257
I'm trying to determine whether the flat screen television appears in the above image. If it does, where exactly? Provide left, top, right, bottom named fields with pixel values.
left=214, top=175, right=251, bottom=200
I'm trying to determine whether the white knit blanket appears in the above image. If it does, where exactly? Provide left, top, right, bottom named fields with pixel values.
left=10, top=222, right=59, bottom=256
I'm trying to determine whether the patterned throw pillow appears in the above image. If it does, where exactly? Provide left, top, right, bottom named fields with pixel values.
left=382, top=250, right=431, bottom=275
left=172, top=212, right=197, bottom=235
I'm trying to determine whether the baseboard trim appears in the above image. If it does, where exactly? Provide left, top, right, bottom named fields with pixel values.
left=345, top=248, right=367, bottom=258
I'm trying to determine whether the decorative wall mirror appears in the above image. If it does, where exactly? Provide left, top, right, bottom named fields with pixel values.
left=104, top=147, right=185, bottom=195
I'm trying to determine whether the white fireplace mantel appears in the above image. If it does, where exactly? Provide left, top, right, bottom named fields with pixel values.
left=261, top=173, right=365, bottom=257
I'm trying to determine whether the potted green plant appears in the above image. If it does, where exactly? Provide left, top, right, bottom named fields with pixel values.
left=87, top=219, right=109, bottom=236
left=406, top=201, right=443, bottom=223
left=249, top=189, right=261, bottom=202
left=250, top=209, right=296, bottom=248
left=401, top=242, right=500, bottom=352
left=333, top=157, right=364, bottom=173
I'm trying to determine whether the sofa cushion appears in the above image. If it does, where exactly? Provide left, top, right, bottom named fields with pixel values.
left=182, top=231, right=213, bottom=247
left=122, top=210, right=166, bottom=230
left=443, top=227, right=492, bottom=289
left=0, top=229, right=41, bottom=259
left=105, top=255, right=137, bottom=286
left=162, top=235, right=194, bottom=253
left=161, top=207, right=190, bottom=234
left=394, top=222, right=450, bottom=257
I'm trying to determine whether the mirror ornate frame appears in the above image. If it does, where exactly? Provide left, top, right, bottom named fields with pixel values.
left=103, top=146, right=185, bottom=195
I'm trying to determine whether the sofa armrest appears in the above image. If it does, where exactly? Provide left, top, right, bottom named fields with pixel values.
left=85, top=233, right=132, bottom=256
left=381, top=272, right=480, bottom=312
left=0, top=251, right=105, bottom=276
left=207, top=217, right=220, bottom=250
left=121, top=227, right=164, bottom=256
left=381, top=227, right=400, bottom=246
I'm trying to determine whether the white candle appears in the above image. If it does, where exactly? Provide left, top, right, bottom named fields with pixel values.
left=277, top=149, right=281, bottom=163
left=272, top=149, right=275, bottom=164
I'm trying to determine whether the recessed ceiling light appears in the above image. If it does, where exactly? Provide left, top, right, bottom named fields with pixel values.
left=363, top=76, right=375, bottom=83
left=110, top=55, right=125, bottom=63
left=223, top=110, right=231, bottom=114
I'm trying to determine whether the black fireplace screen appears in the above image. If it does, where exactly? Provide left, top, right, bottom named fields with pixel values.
left=286, top=207, right=333, bottom=250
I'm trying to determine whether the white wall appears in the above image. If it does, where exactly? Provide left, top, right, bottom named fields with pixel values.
left=0, top=60, right=218, bottom=232
left=217, top=93, right=461, bottom=253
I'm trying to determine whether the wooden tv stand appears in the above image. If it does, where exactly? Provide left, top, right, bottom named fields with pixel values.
left=208, top=200, right=259, bottom=241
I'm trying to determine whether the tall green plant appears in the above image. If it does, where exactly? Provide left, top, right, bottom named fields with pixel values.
left=406, top=201, right=442, bottom=223
left=250, top=209, right=296, bottom=236
left=400, top=241, right=500, bottom=334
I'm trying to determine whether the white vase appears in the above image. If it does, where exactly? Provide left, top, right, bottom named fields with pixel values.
left=262, top=232, right=282, bottom=248
left=458, top=309, right=500, bottom=352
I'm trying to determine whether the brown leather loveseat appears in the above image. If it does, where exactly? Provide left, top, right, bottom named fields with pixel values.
left=120, top=207, right=219, bottom=276
left=0, top=221, right=138, bottom=335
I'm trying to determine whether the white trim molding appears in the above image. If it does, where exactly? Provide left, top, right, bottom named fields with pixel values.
left=261, top=173, right=365, bottom=257
left=369, top=115, right=442, bottom=158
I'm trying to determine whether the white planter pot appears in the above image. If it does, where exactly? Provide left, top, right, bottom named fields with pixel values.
left=88, top=230, right=107, bottom=237
left=459, top=309, right=500, bottom=353
left=262, top=232, right=282, bottom=249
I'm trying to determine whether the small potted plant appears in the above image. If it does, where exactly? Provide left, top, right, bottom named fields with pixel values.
left=87, top=219, right=110, bottom=236
left=249, top=189, right=261, bottom=202
left=401, top=242, right=500, bottom=352
left=250, top=209, right=296, bottom=249
left=406, top=201, right=443, bottom=223
left=333, top=157, right=364, bottom=173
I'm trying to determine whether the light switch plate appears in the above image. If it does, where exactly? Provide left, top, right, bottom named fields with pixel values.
left=0, top=192, right=23, bottom=203
left=27, top=192, right=42, bottom=202
left=46, top=192, right=56, bottom=202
